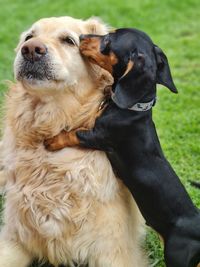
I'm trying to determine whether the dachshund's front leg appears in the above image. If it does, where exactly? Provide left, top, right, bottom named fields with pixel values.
left=44, top=128, right=87, bottom=151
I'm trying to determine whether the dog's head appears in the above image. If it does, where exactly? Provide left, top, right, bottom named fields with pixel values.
left=80, top=28, right=177, bottom=109
left=14, top=16, right=109, bottom=94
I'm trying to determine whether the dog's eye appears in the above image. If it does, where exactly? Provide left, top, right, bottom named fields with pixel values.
left=25, top=35, right=33, bottom=42
left=62, top=36, right=76, bottom=46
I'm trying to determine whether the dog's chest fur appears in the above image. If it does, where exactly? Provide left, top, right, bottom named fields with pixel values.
left=2, top=83, right=118, bottom=265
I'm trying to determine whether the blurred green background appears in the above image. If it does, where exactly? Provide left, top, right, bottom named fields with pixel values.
left=0, top=0, right=199, bottom=266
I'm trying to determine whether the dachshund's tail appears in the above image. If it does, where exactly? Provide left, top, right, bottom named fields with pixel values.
left=190, top=180, right=200, bottom=189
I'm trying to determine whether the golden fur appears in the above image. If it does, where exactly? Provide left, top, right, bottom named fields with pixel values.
left=0, top=17, right=147, bottom=267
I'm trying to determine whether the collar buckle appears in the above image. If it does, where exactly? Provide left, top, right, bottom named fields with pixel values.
left=111, top=92, right=157, bottom=111
left=128, top=97, right=157, bottom=111
left=129, top=97, right=156, bottom=111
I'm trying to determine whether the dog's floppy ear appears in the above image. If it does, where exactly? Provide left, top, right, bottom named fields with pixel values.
left=83, top=18, right=113, bottom=89
left=84, top=17, right=110, bottom=35
left=154, top=45, right=178, bottom=93
left=112, top=50, right=148, bottom=109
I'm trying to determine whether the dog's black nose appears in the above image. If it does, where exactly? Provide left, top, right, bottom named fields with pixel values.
left=79, top=34, right=87, bottom=41
left=21, top=40, right=47, bottom=61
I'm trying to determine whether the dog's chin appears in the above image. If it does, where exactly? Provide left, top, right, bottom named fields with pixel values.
left=16, top=71, right=72, bottom=92
left=22, top=78, right=69, bottom=93
left=20, top=77, right=53, bottom=89
left=17, top=72, right=51, bottom=89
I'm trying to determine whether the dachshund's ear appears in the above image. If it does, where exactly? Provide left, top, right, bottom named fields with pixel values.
left=112, top=50, right=148, bottom=109
left=154, top=45, right=178, bottom=93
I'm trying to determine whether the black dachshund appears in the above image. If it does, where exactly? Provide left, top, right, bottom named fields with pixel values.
left=45, top=29, right=200, bottom=267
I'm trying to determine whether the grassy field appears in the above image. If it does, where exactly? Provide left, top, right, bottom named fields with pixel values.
left=0, top=0, right=200, bottom=266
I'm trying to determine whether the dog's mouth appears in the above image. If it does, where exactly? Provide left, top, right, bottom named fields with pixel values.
left=16, top=58, right=55, bottom=82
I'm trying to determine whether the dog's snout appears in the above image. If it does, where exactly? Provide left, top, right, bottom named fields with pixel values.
left=79, top=34, right=86, bottom=41
left=21, top=40, right=47, bottom=61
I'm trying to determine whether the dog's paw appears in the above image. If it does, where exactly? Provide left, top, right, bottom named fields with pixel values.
left=44, top=136, right=62, bottom=151
left=44, top=130, right=74, bottom=151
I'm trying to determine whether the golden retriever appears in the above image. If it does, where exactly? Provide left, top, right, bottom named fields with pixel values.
left=0, top=16, right=147, bottom=267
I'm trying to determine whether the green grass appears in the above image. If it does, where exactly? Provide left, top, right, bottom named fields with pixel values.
left=0, top=0, right=199, bottom=266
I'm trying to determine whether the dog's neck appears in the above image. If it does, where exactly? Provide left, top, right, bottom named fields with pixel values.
left=112, top=80, right=157, bottom=113
left=6, top=80, right=108, bottom=148
left=112, top=94, right=157, bottom=112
